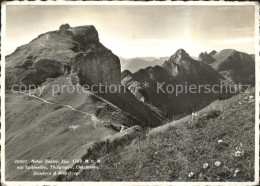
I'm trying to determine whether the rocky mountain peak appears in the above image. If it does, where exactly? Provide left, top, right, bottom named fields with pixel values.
left=5, top=24, right=119, bottom=89
left=69, top=25, right=99, bottom=45
left=165, top=49, right=193, bottom=67
left=209, top=50, right=217, bottom=56
left=176, top=48, right=188, bottom=55
left=161, top=48, right=225, bottom=85
left=162, top=49, right=194, bottom=77
left=199, top=51, right=216, bottom=64
left=59, top=23, right=71, bottom=30
left=172, top=48, right=190, bottom=60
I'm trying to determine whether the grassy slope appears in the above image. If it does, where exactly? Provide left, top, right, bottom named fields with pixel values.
left=74, top=89, right=255, bottom=181
left=5, top=77, right=139, bottom=181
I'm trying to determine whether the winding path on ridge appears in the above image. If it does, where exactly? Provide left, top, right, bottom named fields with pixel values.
left=11, top=90, right=101, bottom=128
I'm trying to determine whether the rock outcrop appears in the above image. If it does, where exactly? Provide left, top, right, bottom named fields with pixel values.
left=199, top=51, right=216, bottom=64
left=59, top=23, right=71, bottom=30
left=6, top=24, right=120, bottom=89
left=121, top=70, right=132, bottom=80
left=209, top=50, right=217, bottom=56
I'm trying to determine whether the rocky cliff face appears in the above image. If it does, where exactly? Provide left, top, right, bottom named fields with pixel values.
left=6, top=24, right=121, bottom=89
left=162, top=49, right=224, bottom=84
left=162, top=49, right=191, bottom=77
left=70, top=25, right=99, bottom=45
left=72, top=46, right=120, bottom=86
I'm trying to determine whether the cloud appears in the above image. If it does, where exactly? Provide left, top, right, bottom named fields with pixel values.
left=125, top=39, right=184, bottom=45
left=209, top=37, right=254, bottom=45
left=228, top=27, right=254, bottom=34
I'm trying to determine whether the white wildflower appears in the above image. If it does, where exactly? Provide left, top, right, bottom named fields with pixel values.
left=203, top=163, right=209, bottom=169
left=215, top=161, right=221, bottom=167
left=188, top=172, right=194, bottom=178
left=198, top=173, right=204, bottom=180
left=234, top=168, right=241, bottom=177
left=234, top=150, right=244, bottom=157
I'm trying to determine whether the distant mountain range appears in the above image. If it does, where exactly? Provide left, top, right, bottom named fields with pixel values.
left=120, top=55, right=199, bottom=73
left=120, top=56, right=169, bottom=73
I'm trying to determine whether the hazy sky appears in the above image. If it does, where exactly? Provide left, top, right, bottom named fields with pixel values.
left=5, top=5, right=255, bottom=58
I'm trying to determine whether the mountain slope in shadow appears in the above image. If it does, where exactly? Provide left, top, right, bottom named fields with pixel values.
left=200, top=49, right=255, bottom=86
left=121, top=49, right=227, bottom=117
